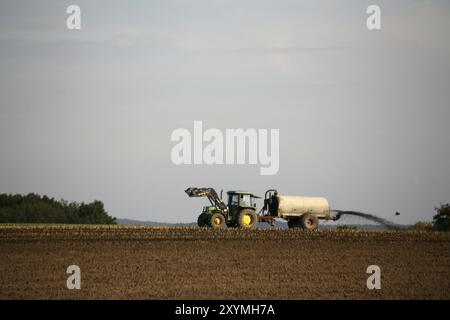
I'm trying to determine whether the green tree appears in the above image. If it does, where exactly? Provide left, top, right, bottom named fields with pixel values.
left=433, top=203, right=450, bottom=231
left=0, top=193, right=116, bottom=224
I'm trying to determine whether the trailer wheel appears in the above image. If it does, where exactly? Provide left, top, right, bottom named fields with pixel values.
left=209, top=213, right=226, bottom=229
left=238, top=209, right=257, bottom=229
left=197, top=214, right=208, bottom=227
left=301, top=214, right=319, bottom=230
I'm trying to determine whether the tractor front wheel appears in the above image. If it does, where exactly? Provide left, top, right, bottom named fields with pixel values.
left=197, top=213, right=208, bottom=227
left=209, top=213, right=226, bottom=229
left=237, top=209, right=257, bottom=229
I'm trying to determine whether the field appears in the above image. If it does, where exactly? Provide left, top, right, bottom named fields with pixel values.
left=0, top=225, right=449, bottom=299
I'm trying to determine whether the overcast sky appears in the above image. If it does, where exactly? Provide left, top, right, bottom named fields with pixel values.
left=1, top=0, right=449, bottom=224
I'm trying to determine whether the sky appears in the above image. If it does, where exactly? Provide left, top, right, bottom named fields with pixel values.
left=0, top=0, right=449, bottom=224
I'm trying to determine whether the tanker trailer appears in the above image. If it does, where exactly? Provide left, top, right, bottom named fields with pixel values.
left=258, top=189, right=333, bottom=229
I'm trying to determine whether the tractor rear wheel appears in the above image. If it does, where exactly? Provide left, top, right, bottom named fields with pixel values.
left=237, top=209, right=257, bottom=229
left=209, top=213, right=226, bottom=229
left=197, top=213, right=208, bottom=227
left=301, top=214, right=319, bottom=230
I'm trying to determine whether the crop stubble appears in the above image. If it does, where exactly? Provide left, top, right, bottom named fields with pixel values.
left=0, top=226, right=449, bottom=299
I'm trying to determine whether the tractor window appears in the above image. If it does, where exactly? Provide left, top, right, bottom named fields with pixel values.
left=229, top=194, right=239, bottom=206
left=240, top=194, right=251, bottom=207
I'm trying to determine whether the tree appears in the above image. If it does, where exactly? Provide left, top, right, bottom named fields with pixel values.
left=433, top=203, right=450, bottom=231
left=0, top=193, right=116, bottom=224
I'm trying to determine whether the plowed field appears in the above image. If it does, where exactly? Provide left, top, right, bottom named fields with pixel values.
left=0, top=226, right=449, bottom=299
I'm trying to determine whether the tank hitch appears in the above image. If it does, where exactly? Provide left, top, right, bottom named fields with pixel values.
left=331, top=210, right=342, bottom=221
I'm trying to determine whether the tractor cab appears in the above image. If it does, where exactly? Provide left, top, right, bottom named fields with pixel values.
left=227, top=190, right=258, bottom=209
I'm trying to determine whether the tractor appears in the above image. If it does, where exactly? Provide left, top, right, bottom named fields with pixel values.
left=185, top=187, right=259, bottom=229
left=186, top=187, right=336, bottom=229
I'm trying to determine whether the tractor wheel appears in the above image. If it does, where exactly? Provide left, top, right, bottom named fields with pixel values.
left=301, top=214, right=319, bottom=230
left=287, top=218, right=302, bottom=229
left=209, top=213, right=226, bottom=229
left=197, top=214, right=208, bottom=227
left=237, top=209, right=257, bottom=229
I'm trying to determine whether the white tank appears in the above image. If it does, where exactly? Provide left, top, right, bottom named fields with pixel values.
left=276, top=195, right=330, bottom=219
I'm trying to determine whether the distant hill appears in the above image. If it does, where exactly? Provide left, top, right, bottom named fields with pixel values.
left=116, top=218, right=196, bottom=227
left=116, top=218, right=286, bottom=228
left=116, top=218, right=403, bottom=230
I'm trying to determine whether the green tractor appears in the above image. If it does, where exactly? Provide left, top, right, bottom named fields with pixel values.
left=185, top=187, right=259, bottom=229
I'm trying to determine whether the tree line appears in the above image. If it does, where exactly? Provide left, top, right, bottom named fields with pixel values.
left=0, top=193, right=116, bottom=224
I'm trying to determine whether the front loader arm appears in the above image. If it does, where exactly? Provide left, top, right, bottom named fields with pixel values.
left=185, top=187, right=228, bottom=214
